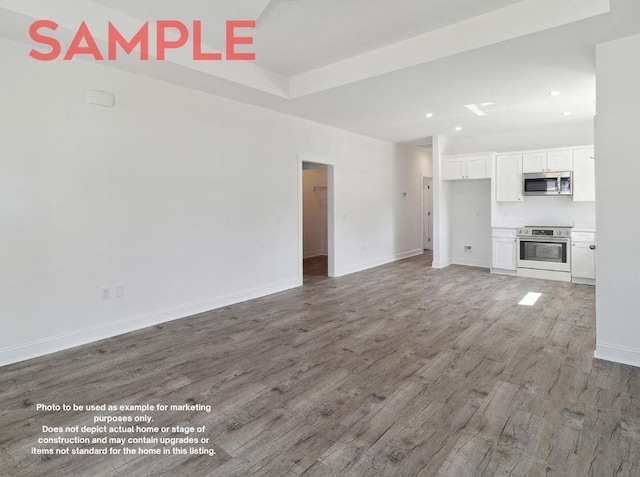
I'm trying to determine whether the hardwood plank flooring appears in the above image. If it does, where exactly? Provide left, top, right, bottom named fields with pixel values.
left=1, top=253, right=638, bottom=476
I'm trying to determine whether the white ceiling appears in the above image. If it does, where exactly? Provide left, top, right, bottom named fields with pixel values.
left=90, top=0, right=525, bottom=75
left=2, top=0, right=640, bottom=144
left=252, top=0, right=525, bottom=75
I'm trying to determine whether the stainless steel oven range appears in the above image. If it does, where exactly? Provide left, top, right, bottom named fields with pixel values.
left=516, top=226, right=572, bottom=282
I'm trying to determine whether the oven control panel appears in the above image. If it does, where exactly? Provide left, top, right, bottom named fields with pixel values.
left=517, top=228, right=572, bottom=237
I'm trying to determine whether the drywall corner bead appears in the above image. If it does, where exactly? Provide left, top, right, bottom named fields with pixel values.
left=85, top=90, right=115, bottom=108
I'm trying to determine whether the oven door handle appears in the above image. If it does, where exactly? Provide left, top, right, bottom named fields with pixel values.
left=517, top=237, right=569, bottom=243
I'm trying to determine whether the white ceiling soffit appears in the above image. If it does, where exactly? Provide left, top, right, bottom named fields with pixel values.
left=0, top=0, right=290, bottom=98
left=0, top=0, right=610, bottom=100
left=289, top=0, right=611, bottom=98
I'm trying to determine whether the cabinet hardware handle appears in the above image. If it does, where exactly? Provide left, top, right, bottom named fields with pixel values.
left=590, top=245, right=596, bottom=250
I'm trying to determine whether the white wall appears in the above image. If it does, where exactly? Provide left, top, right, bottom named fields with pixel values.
left=493, top=198, right=596, bottom=229
left=302, top=168, right=328, bottom=258
left=395, top=145, right=433, bottom=258
left=450, top=180, right=492, bottom=268
left=432, top=136, right=452, bottom=268
left=0, top=38, right=425, bottom=365
left=594, top=33, right=640, bottom=367
left=443, top=122, right=594, bottom=155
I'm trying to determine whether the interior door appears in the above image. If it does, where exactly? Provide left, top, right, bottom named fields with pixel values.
left=423, top=179, right=433, bottom=250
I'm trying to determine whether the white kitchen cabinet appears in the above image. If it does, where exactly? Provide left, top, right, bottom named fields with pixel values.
left=443, top=157, right=466, bottom=180
left=466, top=156, right=491, bottom=179
left=495, top=154, right=523, bottom=202
left=522, top=153, right=546, bottom=173
left=492, top=229, right=517, bottom=274
left=573, top=148, right=596, bottom=202
left=522, top=150, right=573, bottom=173
left=442, top=154, right=491, bottom=181
left=572, top=231, right=596, bottom=285
left=546, top=151, right=573, bottom=171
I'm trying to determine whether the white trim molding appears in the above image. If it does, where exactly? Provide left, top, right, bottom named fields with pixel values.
left=0, top=279, right=300, bottom=367
left=452, top=258, right=491, bottom=269
left=595, top=342, right=640, bottom=368
left=335, top=249, right=423, bottom=277
left=491, top=268, right=517, bottom=276
left=432, top=258, right=452, bottom=269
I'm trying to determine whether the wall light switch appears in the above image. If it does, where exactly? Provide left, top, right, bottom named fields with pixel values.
left=115, top=285, right=125, bottom=298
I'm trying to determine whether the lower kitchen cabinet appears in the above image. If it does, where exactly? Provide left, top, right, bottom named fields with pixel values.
left=492, top=229, right=517, bottom=274
left=572, top=231, right=596, bottom=285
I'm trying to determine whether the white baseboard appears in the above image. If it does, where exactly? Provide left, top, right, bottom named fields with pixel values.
left=303, top=250, right=328, bottom=259
left=517, top=268, right=571, bottom=282
left=432, top=258, right=452, bottom=269
left=595, top=343, right=640, bottom=368
left=335, top=249, right=423, bottom=277
left=451, top=257, right=491, bottom=269
left=572, top=277, right=596, bottom=286
left=0, top=278, right=301, bottom=367
left=491, top=268, right=517, bottom=276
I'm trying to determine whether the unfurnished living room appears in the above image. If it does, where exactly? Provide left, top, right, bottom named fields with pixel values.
left=1, top=1, right=640, bottom=476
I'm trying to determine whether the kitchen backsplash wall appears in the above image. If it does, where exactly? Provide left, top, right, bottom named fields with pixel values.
left=494, top=196, right=596, bottom=229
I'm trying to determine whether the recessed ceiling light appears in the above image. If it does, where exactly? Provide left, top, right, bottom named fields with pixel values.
left=480, top=102, right=494, bottom=107
left=455, top=126, right=462, bottom=131
left=563, top=111, right=572, bottom=116
left=550, top=91, right=561, bottom=97
left=425, top=113, right=434, bottom=119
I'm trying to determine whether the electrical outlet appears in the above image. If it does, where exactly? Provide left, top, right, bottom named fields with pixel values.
left=115, top=285, right=125, bottom=298
left=362, top=244, right=367, bottom=251
left=464, top=246, right=473, bottom=254
left=101, top=287, right=111, bottom=300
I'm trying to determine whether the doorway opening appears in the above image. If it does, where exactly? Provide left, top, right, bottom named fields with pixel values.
left=300, top=160, right=335, bottom=283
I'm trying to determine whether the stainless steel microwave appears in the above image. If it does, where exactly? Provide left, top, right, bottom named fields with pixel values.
left=523, top=172, right=573, bottom=196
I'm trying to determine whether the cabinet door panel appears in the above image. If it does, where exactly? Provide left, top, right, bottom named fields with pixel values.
left=573, top=148, right=595, bottom=202
left=572, top=242, right=595, bottom=279
left=546, top=150, right=573, bottom=172
left=493, top=238, right=516, bottom=270
left=466, top=156, right=491, bottom=179
left=496, top=154, right=523, bottom=202
left=443, top=158, right=466, bottom=181
left=522, top=153, right=546, bottom=173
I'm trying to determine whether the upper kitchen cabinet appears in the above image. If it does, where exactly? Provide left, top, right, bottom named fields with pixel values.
left=442, top=153, right=492, bottom=181
left=495, top=154, right=523, bottom=202
left=573, top=147, right=596, bottom=202
left=522, top=150, right=573, bottom=173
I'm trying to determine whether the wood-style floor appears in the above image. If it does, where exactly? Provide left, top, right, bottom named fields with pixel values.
left=1, top=253, right=639, bottom=476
